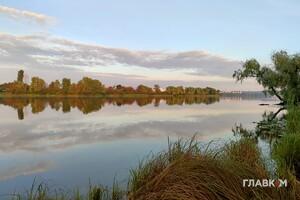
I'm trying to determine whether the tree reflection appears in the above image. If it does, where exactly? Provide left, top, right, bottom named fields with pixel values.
left=0, top=96, right=220, bottom=120
left=17, top=108, right=24, bottom=120
left=233, top=107, right=286, bottom=146
left=62, top=99, right=71, bottom=113
left=31, top=99, right=47, bottom=114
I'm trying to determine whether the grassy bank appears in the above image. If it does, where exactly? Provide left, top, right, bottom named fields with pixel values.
left=10, top=137, right=300, bottom=200
left=272, top=105, right=300, bottom=182
left=128, top=138, right=299, bottom=200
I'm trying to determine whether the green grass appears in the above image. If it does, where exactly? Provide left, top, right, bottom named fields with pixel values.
left=286, top=106, right=300, bottom=135
left=271, top=104, right=300, bottom=179
left=273, top=134, right=300, bottom=179
left=10, top=179, right=125, bottom=200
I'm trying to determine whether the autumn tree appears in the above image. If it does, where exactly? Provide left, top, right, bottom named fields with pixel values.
left=2, top=82, right=28, bottom=94
left=48, top=80, right=61, bottom=94
left=105, top=86, right=115, bottom=94
left=203, top=87, right=218, bottom=95
left=0, top=70, right=29, bottom=94
left=68, top=83, right=78, bottom=95
left=195, top=88, right=204, bottom=95
left=122, top=86, right=135, bottom=94
left=62, top=78, right=71, bottom=94
left=154, top=84, right=161, bottom=93
left=17, top=70, right=24, bottom=83
left=76, top=77, right=105, bottom=95
left=136, top=85, right=153, bottom=94
left=176, top=86, right=184, bottom=95
left=166, top=86, right=184, bottom=95
left=30, top=77, right=46, bottom=93
left=233, top=51, right=300, bottom=105
left=185, top=87, right=196, bottom=95
left=110, top=85, right=134, bottom=94
left=166, top=86, right=175, bottom=95
left=13, top=82, right=29, bottom=94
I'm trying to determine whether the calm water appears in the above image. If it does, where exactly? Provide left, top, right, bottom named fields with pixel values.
left=0, top=96, right=277, bottom=194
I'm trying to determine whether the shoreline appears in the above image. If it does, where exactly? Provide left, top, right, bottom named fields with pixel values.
left=0, top=93, right=220, bottom=98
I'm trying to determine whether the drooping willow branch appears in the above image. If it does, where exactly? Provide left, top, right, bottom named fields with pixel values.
left=269, top=107, right=286, bottom=121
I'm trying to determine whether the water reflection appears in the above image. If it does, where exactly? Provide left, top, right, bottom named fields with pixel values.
left=0, top=97, right=276, bottom=194
left=233, top=107, right=285, bottom=146
left=0, top=96, right=219, bottom=120
left=0, top=161, right=54, bottom=181
left=0, top=97, right=274, bottom=154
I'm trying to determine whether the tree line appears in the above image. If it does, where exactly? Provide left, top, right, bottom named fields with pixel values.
left=0, top=70, right=220, bottom=96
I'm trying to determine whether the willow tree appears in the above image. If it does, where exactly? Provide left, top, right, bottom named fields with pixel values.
left=233, top=51, right=300, bottom=105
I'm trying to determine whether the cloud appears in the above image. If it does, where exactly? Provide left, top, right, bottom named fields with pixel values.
left=0, top=32, right=259, bottom=90
left=0, top=32, right=241, bottom=77
left=0, top=161, right=54, bottom=181
left=0, top=5, right=54, bottom=25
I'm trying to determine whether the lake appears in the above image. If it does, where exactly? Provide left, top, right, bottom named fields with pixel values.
left=0, top=96, right=278, bottom=195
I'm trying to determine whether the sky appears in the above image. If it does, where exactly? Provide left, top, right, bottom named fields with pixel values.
left=0, top=0, right=300, bottom=91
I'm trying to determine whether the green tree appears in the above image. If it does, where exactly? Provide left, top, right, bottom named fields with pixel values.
left=17, top=70, right=24, bottom=83
left=233, top=51, right=300, bottom=105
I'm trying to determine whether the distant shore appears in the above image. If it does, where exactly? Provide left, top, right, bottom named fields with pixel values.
left=0, top=93, right=220, bottom=98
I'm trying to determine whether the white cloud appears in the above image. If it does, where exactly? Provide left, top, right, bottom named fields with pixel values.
left=0, top=32, right=260, bottom=90
left=0, top=32, right=241, bottom=75
left=0, top=48, right=8, bottom=56
left=0, top=5, right=54, bottom=25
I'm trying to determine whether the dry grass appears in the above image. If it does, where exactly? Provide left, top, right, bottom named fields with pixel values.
left=128, top=138, right=300, bottom=200
left=9, top=137, right=300, bottom=200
